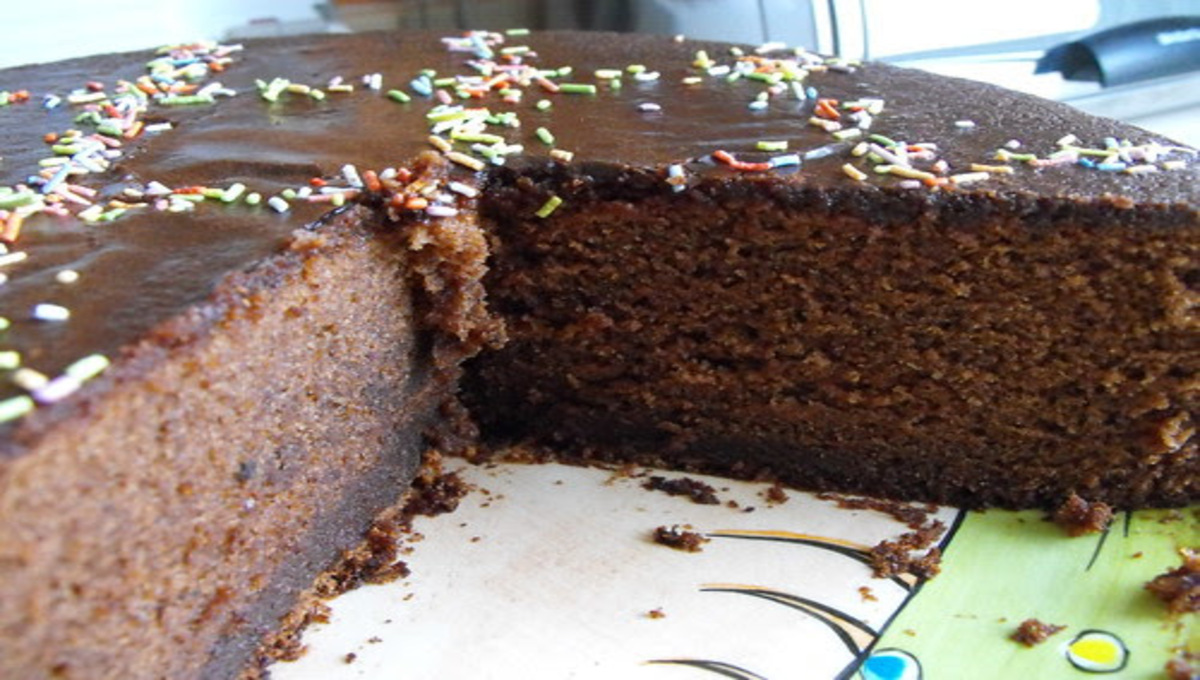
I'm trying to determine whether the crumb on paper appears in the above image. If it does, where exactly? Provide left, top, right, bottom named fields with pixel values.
left=1052, top=493, right=1113, bottom=537
left=647, top=608, right=666, bottom=619
left=652, top=524, right=710, bottom=552
left=1010, top=618, right=1066, bottom=647
left=1145, top=548, right=1199, bottom=614
left=643, top=476, right=721, bottom=505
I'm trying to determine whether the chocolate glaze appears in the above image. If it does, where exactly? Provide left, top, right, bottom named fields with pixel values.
left=0, top=30, right=1195, bottom=445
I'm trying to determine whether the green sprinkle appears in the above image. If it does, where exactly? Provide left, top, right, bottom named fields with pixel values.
left=309, top=88, right=326, bottom=101
left=756, top=141, right=788, bottom=152
left=452, top=132, right=506, bottom=145
left=331, top=193, right=346, bottom=207
left=536, top=99, right=552, bottom=111
left=387, top=89, right=411, bottom=103
left=535, top=127, right=555, bottom=146
left=556, top=66, right=573, bottom=77
left=433, top=77, right=457, bottom=87
left=626, top=64, right=646, bottom=74
left=65, top=354, right=110, bottom=382
left=832, top=128, right=863, bottom=141
left=0, top=351, right=20, bottom=370
left=201, top=188, right=226, bottom=200
left=500, top=45, right=530, bottom=55
left=158, top=94, right=215, bottom=106
left=97, top=123, right=125, bottom=138
left=0, top=190, right=37, bottom=210
left=281, top=188, right=297, bottom=200
left=595, top=69, right=623, bottom=80
left=535, top=195, right=563, bottom=218
left=99, top=208, right=126, bottom=222
left=0, top=317, right=9, bottom=331
left=0, top=395, right=34, bottom=423
left=559, top=83, right=597, bottom=95
left=506, top=28, right=531, bottom=36
left=0, top=92, right=9, bottom=106
left=868, top=134, right=898, bottom=148
left=245, top=192, right=262, bottom=206
left=609, top=78, right=622, bottom=91
left=747, top=71, right=782, bottom=84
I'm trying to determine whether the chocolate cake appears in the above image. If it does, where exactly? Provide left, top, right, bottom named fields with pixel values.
left=0, top=29, right=1194, bottom=679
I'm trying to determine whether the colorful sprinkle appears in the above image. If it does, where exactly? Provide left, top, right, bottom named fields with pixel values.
left=535, top=195, right=563, bottom=218
left=32, top=303, right=70, bottom=322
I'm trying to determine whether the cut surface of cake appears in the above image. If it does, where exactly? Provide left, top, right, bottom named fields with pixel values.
left=0, top=29, right=1194, bottom=679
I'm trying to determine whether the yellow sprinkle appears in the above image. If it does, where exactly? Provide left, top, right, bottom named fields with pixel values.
left=970, top=163, right=1014, bottom=174
left=445, top=151, right=486, bottom=171
left=887, top=166, right=937, bottom=181
left=842, top=163, right=867, bottom=181
left=427, top=135, right=452, bottom=152
left=549, top=149, right=575, bottom=162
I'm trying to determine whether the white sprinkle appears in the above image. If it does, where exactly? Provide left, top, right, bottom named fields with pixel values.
left=32, top=303, right=70, bottom=322
left=0, top=251, right=28, bottom=268
left=55, top=269, right=80, bottom=284
left=268, top=196, right=290, bottom=213
left=425, top=205, right=459, bottom=218
left=32, top=374, right=81, bottom=404
left=637, top=102, right=662, bottom=112
left=954, top=120, right=976, bottom=129
left=341, top=164, right=363, bottom=188
left=950, top=171, right=991, bottom=185
left=633, top=71, right=661, bottom=82
left=12, top=367, right=49, bottom=391
left=448, top=181, right=479, bottom=198
left=1004, top=139, right=1022, bottom=150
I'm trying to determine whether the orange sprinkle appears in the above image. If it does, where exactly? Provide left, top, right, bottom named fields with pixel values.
left=309, top=177, right=327, bottom=188
left=173, top=186, right=206, bottom=195
left=43, top=132, right=59, bottom=144
left=404, top=196, right=429, bottom=210
left=2, top=212, right=24, bottom=244
left=361, top=169, right=382, bottom=192
left=10, top=90, right=30, bottom=103
left=123, top=121, right=143, bottom=139
left=815, top=98, right=841, bottom=120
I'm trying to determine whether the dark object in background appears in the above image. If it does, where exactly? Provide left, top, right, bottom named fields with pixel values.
left=1037, top=16, right=1200, bottom=86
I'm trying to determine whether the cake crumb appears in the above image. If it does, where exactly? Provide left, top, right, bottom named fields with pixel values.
left=646, top=608, right=666, bottom=619
left=868, top=520, right=946, bottom=580
left=343, top=652, right=357, bottom=664
left=1052, top=493, right=1113, bottom=536
left=817, top=493, right=936, bottom=529
left=858, top=586, right=878, bottom=602
left=643, top=475, right=721, bottom=505
left=1144, top=548, right=1199, bottom=614
left=1010, top=618, right=1066, bottom=647
left=760, top=481, right=789, bottom=505
left=653, top=525, right=709, bottom=552
left=1165, top=649, right=1197, bottom=680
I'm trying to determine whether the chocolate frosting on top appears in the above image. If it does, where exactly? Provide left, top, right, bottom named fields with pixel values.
left=0, top=30, right=1195, bottom=433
